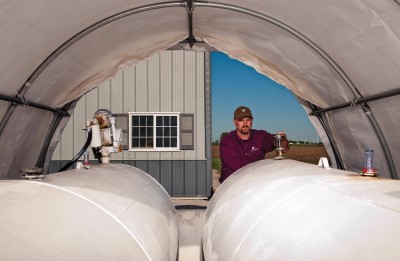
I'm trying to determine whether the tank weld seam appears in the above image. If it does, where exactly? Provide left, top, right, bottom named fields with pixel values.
left=31, top=181, right=151, bottom=260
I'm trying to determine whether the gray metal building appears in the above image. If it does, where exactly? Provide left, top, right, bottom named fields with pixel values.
left=50, top=50, right=212, bottom=197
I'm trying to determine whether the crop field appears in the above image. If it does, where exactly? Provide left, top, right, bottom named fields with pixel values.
left=212, top=145, right=330, bottom=172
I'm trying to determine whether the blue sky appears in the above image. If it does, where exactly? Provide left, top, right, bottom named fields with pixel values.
left=211, top=52, right=319, bottom=143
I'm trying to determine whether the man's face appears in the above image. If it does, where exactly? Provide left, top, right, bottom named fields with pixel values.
left=234, top=117, right=253, bottom=135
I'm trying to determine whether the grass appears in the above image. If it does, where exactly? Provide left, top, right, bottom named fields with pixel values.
left=212, top=158, right=222, bottom=172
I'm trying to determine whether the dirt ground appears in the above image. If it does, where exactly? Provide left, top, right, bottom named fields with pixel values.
left=213, top=145, right=329, bottom=165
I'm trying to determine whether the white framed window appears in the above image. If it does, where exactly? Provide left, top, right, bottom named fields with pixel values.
left=128, top=112, right=180, bottom=151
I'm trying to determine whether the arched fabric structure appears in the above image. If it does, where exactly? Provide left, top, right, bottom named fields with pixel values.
left=0, top=0, right=399, bottom=179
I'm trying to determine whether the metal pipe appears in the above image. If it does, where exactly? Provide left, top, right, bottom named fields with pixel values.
left=0, top=93, right=69, bottom=116
left=203, top=159, right=400, bottom=260
left=310, top=88, right=400, bottom=115
left=35, top=100, right=76, bottom=169
left=308, top=102, right=344, bottom=169
left=360, top=103, right=397, bottom=179
left=186, top=0, right=195, bottom=47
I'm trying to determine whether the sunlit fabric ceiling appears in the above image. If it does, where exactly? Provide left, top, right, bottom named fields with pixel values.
left=0, top=0, right=399, bottom=179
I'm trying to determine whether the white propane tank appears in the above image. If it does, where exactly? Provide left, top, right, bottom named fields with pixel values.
left=0, top=164, right=178, bottom=260
left=203, top=159, right=400, bottom=260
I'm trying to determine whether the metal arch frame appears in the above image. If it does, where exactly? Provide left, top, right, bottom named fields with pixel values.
left=0, top=1, right=396, bottom=178
left=0, top=1, right=186, bottom=137
left=0, top=1, right=186, bottom=171
left=194, top=1, right=397, bottom=179
left=35, top=100, right=77, bottom=169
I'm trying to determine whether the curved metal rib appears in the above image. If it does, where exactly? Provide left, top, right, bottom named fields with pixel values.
left=0, top=1, right=185, bottom=136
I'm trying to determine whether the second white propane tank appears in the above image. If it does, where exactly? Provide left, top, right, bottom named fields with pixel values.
left=203, top=159, right=400, bottom=260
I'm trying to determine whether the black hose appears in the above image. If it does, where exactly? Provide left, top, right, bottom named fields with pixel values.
left=58, top=130, right=92, bottom=172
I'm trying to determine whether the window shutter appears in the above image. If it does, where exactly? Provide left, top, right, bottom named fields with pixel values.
left=180, top=114, right=194, bottom=150
left=115, top=113, right=129, bottom=150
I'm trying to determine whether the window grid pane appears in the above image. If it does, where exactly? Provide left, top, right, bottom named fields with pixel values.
left=155, top=115, right=178, bottom=148
left=130, top=114, right=178, bottom=150
left=131, top=115, right=154, bottom=148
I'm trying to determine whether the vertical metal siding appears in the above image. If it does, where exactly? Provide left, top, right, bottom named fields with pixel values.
left=110, top=72, right=124, bottom=161
left=204, top=52, right=213, bottom=196
left=160, top=161, right=173, bottom=195
left=60, top=112, right=74, bottom=159
left=196, top=53, right=206, bottom=160
left=72, top=100, right=86, bottom=159
left=172, top=161, right=185, bottom=196
left=172, top=51, right=184, bottom=160
left=196, top=162, right=208, bottom=195
left=147, top=161, right=161, bottom=181
left=135, top=161, right=148, bottom=173
left=51, top=50, right=210, bottom=197
left=148, top=54, right=161, bottom=160
left=184, top=52, right=197, bottom=159
left=160, top=52, right=173, bottom=160
left=184, top=161, right=197, bottom=195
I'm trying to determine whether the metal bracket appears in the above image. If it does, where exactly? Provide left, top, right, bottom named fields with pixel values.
left=16, top=93, right=28, bottom=106
left=185, top=0, right=196, bottom=48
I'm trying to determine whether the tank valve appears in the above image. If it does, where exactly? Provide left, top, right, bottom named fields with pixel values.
left=362, top=149, right=377, bottom=177
left=273, top=132, right=286, bottom=160
left=20, top=167, right=45, bottom=180
left=89, top=109, right=122, bottom=164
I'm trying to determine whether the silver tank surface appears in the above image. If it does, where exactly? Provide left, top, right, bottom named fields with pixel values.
left=203, top=159, right=400, bottom=260
left=0, top=163, right=178, bottom=260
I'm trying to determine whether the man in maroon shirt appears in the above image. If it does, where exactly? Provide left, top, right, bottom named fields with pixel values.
left=219, top=106, right=290, bottom=183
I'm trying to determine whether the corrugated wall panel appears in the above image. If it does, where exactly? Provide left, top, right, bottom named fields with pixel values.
left=122, top=67, right=135, bottom=160
left=172, top=51, right=184, bottom=160
left=172, top=161, right=185, bottom=196
left=135, top=61, right=148, bottom=160
left=148, top=54, right=161, bottom=160
left=204, top=52, right=213, bottom=196
left=184, top=52, right=197, bottom=159
left=135, top=61, right=148, bottom=112
left=60, top=113, right=74, bottom=159
left=148, top=161, right=160, bottom=181
left=85, top=88, right=98, bottom=160
left=196, top=162, right=208, bottom=195
left=51, top=50, right=211, bottom=197
left=196, top=53, right=206, bottom=159
left=135, top=161, right=148, bottom=173
left=184, top=161, right=197, bottom=195
left=123, top=67, right=135, bottom=112
left=110, top=71, right=124, bottom=160
left=72, top=99, right=86, bottom=160
left=98, top=81, right=111, bottom=110
left=160, top=51, right=173, bottom=160
left=160, top=161, right=172, bottom=195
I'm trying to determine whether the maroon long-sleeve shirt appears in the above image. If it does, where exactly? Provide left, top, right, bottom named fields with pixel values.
left=219, top=129, right=275, bottom=183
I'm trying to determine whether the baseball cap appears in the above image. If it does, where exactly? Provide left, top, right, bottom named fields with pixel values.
left=234, top=106, right=253, bottom=120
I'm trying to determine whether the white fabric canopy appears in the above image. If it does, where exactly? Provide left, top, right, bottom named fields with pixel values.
left=0, top=0, right=399, bottom=178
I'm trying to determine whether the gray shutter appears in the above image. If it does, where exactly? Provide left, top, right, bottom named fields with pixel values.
left=180, top=114, right=194, bottom=150
left=115, top=113, right=129, bottom=150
